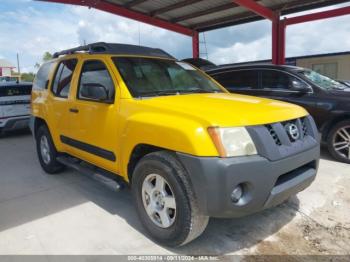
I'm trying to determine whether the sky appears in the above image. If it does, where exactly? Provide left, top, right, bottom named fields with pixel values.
left=1, top=0, right=350, bottom=73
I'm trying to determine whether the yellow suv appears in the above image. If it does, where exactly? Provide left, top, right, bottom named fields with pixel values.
left=30, top=42, right=320, bottom=247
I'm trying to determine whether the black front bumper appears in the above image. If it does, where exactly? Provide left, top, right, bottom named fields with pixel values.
left=176, top=145, right=319, bottom=218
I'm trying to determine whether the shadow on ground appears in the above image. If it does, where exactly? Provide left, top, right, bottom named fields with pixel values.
left=0, top=133, right=300, bottom=255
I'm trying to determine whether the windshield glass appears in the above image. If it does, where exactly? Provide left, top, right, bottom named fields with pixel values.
left=299, top=70, right=347, bottom=90
left=113, top=57, right=224, bottom=97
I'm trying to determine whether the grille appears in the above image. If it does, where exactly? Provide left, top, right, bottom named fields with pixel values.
left=266, top=117, right=308, bottom=146
left=266, top=125, right=282, bottom=146
left=301, top=118, right=308, bottom=137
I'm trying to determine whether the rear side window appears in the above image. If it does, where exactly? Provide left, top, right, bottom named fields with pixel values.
left=0, top=85, right=32, bottom=97
left=52, top=59, right=77, bottom=98
left=213, top=70, right=259, bottom=90
left=33, top=62, right=54, bottom=90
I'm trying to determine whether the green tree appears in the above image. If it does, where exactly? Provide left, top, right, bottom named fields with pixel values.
left=34, top=51, right=53, bottom=69
left=21, top=72, right=35, bottom=82
left=42, top=52, right=53, bottom=62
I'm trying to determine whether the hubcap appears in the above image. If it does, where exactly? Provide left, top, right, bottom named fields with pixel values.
left=141, top=174, right=176, bottom=228
left=333, top=126, right=350, bottom=160
left=40, top=135, right=51, bottom=165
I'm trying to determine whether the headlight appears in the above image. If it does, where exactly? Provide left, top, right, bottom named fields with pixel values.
left=208, top=127, right=257, bottom=157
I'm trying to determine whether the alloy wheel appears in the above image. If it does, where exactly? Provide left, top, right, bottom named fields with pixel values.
left=141, top=174, right=176, bottom=228
left=40, top=135, right=51, bottom=165
left=333, top=126, right=350, bottom=160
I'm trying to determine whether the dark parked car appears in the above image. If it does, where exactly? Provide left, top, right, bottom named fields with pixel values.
left=185, top=61, right=350, bottom=163
left=182, top=58, right=217, bottom=71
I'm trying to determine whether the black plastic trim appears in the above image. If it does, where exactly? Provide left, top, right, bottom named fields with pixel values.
left=60, top=135, right=116, bottom=162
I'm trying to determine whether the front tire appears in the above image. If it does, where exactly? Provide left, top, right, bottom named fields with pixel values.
left=132, top=151, right=209, bottom=247
left=36, top=125, right=65, bottom=174
left=327, top=120, right=350, bottom=164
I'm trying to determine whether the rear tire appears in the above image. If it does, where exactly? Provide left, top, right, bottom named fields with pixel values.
left=36, top=125, right=65, bottom=174
left=132, top=151, right=209, bottom=247
left=327, top=120, right=350, bottom=164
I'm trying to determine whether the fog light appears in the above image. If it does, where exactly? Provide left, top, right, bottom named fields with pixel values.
left=231, top=185, right=243, bottom=203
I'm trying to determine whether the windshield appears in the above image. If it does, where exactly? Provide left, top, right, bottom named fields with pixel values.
left=113, top=57, right=224, bottom=97
left=299, top=70, right=347, bottom=90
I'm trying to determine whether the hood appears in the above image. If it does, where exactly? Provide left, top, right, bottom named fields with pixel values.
left=136, top=93, right=308, bottom=127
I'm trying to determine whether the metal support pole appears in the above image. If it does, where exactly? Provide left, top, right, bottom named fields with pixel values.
left=272, top=19, right=279, bottom=65
left=278, top=19, right=286, bottom=65
left=192, top=31, right=199, bottom=58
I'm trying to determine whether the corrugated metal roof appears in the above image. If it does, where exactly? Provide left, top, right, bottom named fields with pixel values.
left=105, top=0, right=350, bottom=31
left=47, top=0, right=350, bottom=32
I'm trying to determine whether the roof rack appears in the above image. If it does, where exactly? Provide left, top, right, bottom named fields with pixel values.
left=53, top=42, right=175, bottom=59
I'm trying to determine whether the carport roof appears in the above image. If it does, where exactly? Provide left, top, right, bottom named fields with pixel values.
left=40, top=0, right=350, bottom=32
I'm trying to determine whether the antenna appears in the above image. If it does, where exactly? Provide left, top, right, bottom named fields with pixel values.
left=16, top=53, right=21, bottom=75
left=199, top=32, right=209, bottom=60
left=17, top=53, right=21, bottom=82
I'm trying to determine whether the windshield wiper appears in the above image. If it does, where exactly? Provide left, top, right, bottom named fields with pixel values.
left=332, top=85, right=347, bottom=90
left=137, top=90, right=181, bottom=97
left=182, top=89, right=219, bottom=94
left=138, top=88, right=218, bottom=97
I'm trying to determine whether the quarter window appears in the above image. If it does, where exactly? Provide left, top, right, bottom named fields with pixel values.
left=33, top=62, right=54, bottom=90
left=78, top=60, right=115, bottom=102
left=52, top=59, right=77, bottom=98
left=213, top=70, right=259, bottom=90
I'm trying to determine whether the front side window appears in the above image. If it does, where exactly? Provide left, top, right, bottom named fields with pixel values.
left=78, top=60, right=115, bottom=102
left=33, top=62, right=54, bottom=90
left=213, top=70, right=259, bottom=90
left=52, top=59, right=77, bottom=98
left=113, top=57, right=223, bottom=97
left=261, top=70, right=305, bottom=90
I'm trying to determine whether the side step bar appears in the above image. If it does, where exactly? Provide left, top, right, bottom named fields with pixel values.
left=57, top=156, right=127, bottom=191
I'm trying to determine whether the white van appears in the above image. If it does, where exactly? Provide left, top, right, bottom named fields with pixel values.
left=0, top=82, right=32, bottom=134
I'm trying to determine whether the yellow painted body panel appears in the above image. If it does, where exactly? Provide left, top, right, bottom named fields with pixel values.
left=31, top=54, right=309, bottom=182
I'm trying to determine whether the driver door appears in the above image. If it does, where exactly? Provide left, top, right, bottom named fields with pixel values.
left=64, top=58, right=119, bottom=173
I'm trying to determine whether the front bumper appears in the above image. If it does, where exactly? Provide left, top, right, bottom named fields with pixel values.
left=176, top=145, right=319, bottom=218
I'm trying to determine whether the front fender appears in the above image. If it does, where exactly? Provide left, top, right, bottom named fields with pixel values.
left=119, top=112, right=218, bottom=178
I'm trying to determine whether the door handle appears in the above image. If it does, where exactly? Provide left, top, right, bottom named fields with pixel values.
left=69, top=108, right=79, bottom=113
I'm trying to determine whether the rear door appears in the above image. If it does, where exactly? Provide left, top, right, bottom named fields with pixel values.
left=0, top=84, right=32, bottom=120
left=47, top=58, right=78, bottom=141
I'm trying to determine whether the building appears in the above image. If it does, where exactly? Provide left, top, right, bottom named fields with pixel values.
left=294, top=52, right=350, bottom=80
left=224, top=51, right=350, bottom=80
left=0, top=59, right=20, bottom=82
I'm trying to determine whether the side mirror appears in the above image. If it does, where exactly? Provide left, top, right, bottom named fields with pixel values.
left=290, top=80, right=310, bottom=93
left=80, top=83, right=109, bottom=101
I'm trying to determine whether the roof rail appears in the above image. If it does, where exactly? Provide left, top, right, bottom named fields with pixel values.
left=52, top=42, right=174, bottom=59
